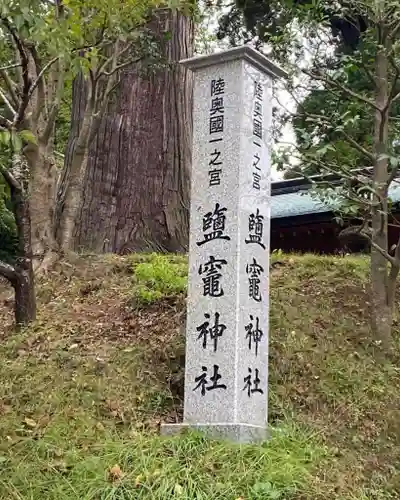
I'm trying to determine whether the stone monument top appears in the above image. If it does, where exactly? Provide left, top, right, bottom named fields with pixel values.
left=180, top=45, right=287, bottom=80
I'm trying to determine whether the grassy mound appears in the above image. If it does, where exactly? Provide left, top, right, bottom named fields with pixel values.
left=0, top=253, right=399, bottom=499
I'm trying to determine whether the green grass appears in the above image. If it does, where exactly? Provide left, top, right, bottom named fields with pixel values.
left=131, top=253, right=187, bottom=305
left=0, top=425, right=327, bottom=500
left=0, top=252, right=399, bottom=499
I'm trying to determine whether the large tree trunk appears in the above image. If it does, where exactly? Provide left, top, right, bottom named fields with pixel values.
left=371, top=42, right=391, bottom=347
left=23, top=50, right=61, bottom=270
left=27, top=140, right=59, bottom=269
left=66, top=9, right=193, bottom=254
left=55, top=108, right=92, bottom=251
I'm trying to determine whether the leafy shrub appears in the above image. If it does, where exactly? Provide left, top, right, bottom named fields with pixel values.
left=0, top=179, right=17, bottom=263
left=132, top=253, right=187, bottom=305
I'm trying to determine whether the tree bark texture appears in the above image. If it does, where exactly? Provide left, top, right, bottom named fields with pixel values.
left=13, top=185, right=36, bottom=325
left=23, top=49, right=60, bottom=269
left=67, top=9, right=194, bottom=253
left=55, top=91, right=92, bottom=251
left=371, top=42, right=392, bottom=347
left=8, top=154, right=36, bottom=325
left=26, top=140, right=59, bottom=269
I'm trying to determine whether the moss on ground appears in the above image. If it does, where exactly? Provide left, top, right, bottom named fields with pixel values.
left=0, top=253, right=398, bottom=499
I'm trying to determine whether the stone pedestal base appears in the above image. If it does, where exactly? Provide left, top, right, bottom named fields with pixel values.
left=160, top=423, right=268, bottom=444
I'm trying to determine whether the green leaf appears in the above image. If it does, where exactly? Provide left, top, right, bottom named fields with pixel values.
left=19, top=130, right=38, bottom=146
left=0, top=131, right=11, bottom=146
left=14, top=15, right=24, bottom=30
left=315, top=143, right=335, bottom=157
left=11, top=133, right=22, bottom=152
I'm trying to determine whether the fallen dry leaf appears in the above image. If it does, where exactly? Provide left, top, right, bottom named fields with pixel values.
left=108, top=464, right=123, bottom=482
left=49, top=460, right=70, bottom=473
left=24, top=417, right=37, bottom=428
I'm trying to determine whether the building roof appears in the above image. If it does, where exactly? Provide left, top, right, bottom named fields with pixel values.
left=272, top=189, right=328, bottom=219
left=271, top=173, right=400, bottom=219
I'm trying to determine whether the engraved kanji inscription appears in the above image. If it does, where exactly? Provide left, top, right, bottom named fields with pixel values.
left=243, top=368, right=264, bottom=397
left=245, top=209, right=266, bottom=249
left=246, top=258, right=264, bottom=302
left=193, top=364, right=227, bottom=396
left=196, top=312, right=226, bottom=352
left=245, top=315, right=263, bottom=356
left=211, top=78, right=225, bottom=96
left=210, top=115, right=224, bottom=134
left=197, top=203, right=230, bottom=246
left=210, top=97, right=224, bottom=115
left=199, top=256, right=228, bottom=297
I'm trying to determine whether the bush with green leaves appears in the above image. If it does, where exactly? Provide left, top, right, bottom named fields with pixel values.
left=0, top=174, right=17, bottom=264
left=0, top=129, right=34, bottom=264
left=132, top=253, right=188, bottom=305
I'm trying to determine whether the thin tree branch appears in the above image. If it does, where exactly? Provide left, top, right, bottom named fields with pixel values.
left=88, top=69, right=97, bottom=110
left=0, top=113, right=12, bottom=127
left=0, top=62, right=21, bottom=71
left=302, top=156, right=353, bottom=181
left=389, top=20, right=400, bottom=40
left=0, top=162, right=22, bottom=191
left=0, top=69, right=19, bottom=107
left=340, top=130, right=375, bottom=163
left=386, top=166, right=399, bottom=188
left=295, top=148, right=384, bottom=207
left=385, top=55, right=400, bottom=110
left=97, top=40, right=130, bottom=76
left=28, top=55, right=59, bottom=102
left=359, top=60, right=377, bottom=90
left=279, top=136, right=354, bottom=182
left=0, top=17, right=31, bottom=125
left=298, top=109, right=375, bottom=163
left=361, top=231, right=397, bottom=266
left=102, top=57, right=143, bottom=77
left=393, top=233, right=400, bottom=263
left=40, top=105, right=57, bottom=143
left=85, top=41, right=124, bottom=145
left=29, top=45, right=47, bottom=121
left=0, top=86, right=16, bottom=116
left=392, top=90, right=400, bottom=103
left=40, top=103, right=57, bottom=143
left=304, top=69, right=380, bottom=111
left=39, top=57, right=65, bottom=143
left=388, top=230, right=400, bottom=302
left=281, top=133, right=374, bottom=181
left=280, top=87, right=375, bottom=164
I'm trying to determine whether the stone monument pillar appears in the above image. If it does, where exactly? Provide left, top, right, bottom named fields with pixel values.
left=161, top=46, right=286, bottom=443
